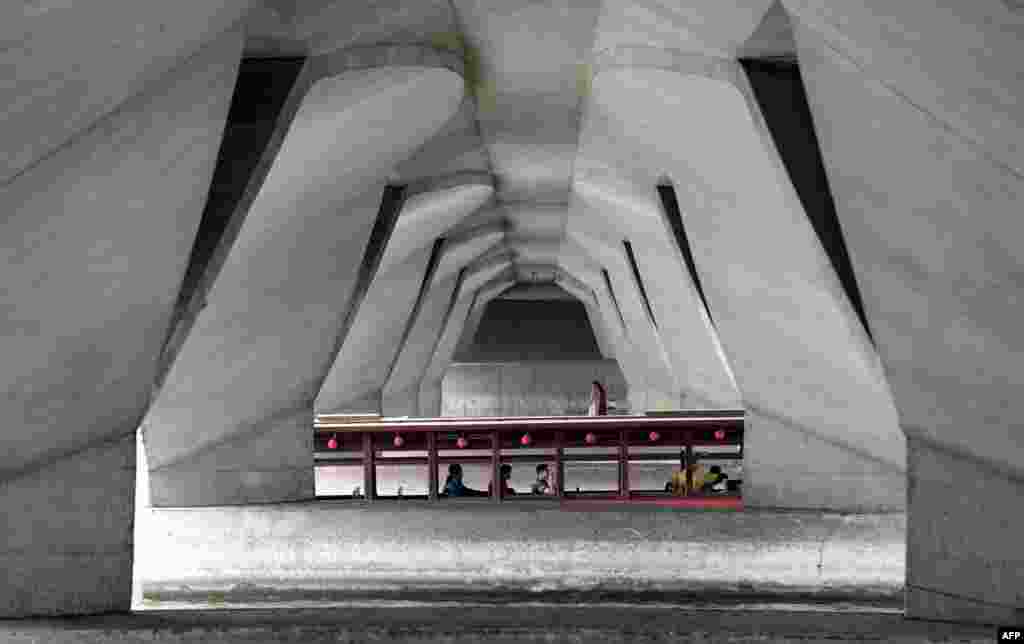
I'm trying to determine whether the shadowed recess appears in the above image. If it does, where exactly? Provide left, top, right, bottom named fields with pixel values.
left=174, top=57, right=306, bottom=315
left=602, top=268, right=628, bottom=330
left=333, top=185, right=410, bottom=380
left=623, top=239, right=657, bottom=330
left=739, top=58, right=873, bottom=343
left=458, top=299, right=602, bottom=362
left=384, top=237, right=447, bottom=384
left=657, top=183, right=714, bottom=327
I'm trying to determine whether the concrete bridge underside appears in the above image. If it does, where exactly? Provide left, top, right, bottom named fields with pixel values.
left=1, top=0, right=1021, bottom=628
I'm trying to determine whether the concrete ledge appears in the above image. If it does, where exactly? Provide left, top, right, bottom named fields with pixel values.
left=0, top=606, right=995, bottom=643
left=135, top=503, right=904, bottom=608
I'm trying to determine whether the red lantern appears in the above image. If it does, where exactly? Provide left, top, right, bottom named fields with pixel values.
left=584, top=432, right=597, bottom=445
left=456, top=436, right=468, bottom=449
left=393, top=434, right=405, bottom=448
left=326, top=436, right=338, bottom=450
left=714, top=429, right=726, bottom=441
left=520, top=433, right=532, bottom=446
left=648, top=431, right=660, bottom=442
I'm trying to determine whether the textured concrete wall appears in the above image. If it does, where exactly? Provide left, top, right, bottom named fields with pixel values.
left=787, top=0, right=1024, bottom=623
left=442, top=361, right=628, bottom=416
left=1, top=435, right=135, bottom=617
left=0, top=25, right=243, bottom=616
left=134, top=502, right=904, bottom=604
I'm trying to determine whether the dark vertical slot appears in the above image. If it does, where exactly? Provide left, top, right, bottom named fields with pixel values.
left=740, top=58, right=874, bottom=342
left=175, top=57, right=306, bottom=313
left=329, top=185, right=409, bottom=368
left=622, top=240, right=657, bottom=329
left=657, top=183, right=714, bottom=327
left=602, top=268, right=628, bottom=331
left=385, top=237, right=447, bottom=382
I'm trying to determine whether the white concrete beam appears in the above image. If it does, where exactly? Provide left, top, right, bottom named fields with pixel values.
left=791, top=5, right=1024, bottom=622
left=583, top=50, right=904, bottom=510
left=0, top=26, right=243, bottom=616
left=143, top=45, right=465, bottom=506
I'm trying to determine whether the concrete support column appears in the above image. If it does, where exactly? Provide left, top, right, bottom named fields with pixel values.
left=0, top=22, right=244, bottom=615
left=143, top=45, right=465, bottom=505
left=788, top=2, right=1024, bottom=622
left=580, top=49, right=904, bottom=510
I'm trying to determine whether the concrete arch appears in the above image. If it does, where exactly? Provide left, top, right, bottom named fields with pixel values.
left=316, top=197, right=499, bottom=416
left=584, top=53, right=904, bottom=510
left=381, top=237, right=514, bottom=417
left=566, top=177, right=742, bottom=411
left=142, top=45, right=466, bottom=507
left=418, top=271, right=518, bottom=417
left=0, top=25, right=244, bottom=616
left=564, top=229, right=679, bottom=408
left=555, top=244, right=661, bottom=413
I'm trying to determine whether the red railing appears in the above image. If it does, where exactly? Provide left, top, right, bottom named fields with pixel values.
left=313, top=412, right=744, bottom=506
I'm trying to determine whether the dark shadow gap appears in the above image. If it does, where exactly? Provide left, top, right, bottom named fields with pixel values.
left=175, top=57, right=306, bottom=316
left=656, top=184, right=715, bottom=328
left=622, top=240, right=658, bottom=330
left=739, top=58, right=874, bottom=343
left=602, top=268, right=628, bottom=331
left=384, top=237, right=447, bottom=383
left=458, top=299, right=602, bottom=362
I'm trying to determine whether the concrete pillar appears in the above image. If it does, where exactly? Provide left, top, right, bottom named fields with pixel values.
left=566, top=176, right=742, bottom=411
left=582, top=48, right=904, bottom=511
left=788, top=1, right=1024, bottom=622
left=316, top=175, right=493, bottom=416
left=381, top=235, right=510, bottom=416
left=143, top=45, right=465, bottom=506
left=0, top=25, right=243, bottom=616
left=419, top=275, right=517, bottom=417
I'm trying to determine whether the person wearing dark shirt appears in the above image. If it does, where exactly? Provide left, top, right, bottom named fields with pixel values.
left=443, top=464, right=487, bottom=497
left=531, top=463, right=553, bottom=495
left=487, top=463, right=516, bottom=497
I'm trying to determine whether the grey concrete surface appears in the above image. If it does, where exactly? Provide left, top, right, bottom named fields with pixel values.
left=1, top=434, right=135, bottom=618
left=442, top=361, right=628, bottom=417
left=316, top=179, right=494, bottom=415
left=6, top=0, right=1022, bottom=629
left=143, top=46, right=465, bottom=505
left=579, top=49, right=905, bottom=510
left=134, top=502, right=904, bottom=605
left=0, top=606, right=997, bottom=644
left=0, top=0, right=252, bottom=183
left=0, top=25, right=242, bottom=617
left=382, top=234, right=509, bottom=416
left=789, top=1, right=1024, bottom=622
